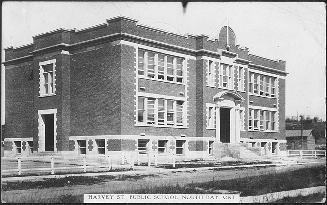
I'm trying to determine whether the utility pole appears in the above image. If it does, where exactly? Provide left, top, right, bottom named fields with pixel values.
left=300, top=115, right=304, bottom=150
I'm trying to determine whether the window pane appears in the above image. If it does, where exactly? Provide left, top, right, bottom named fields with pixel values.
left=158, top=99, right=165, bottom=125
left=167, top=56, right=174, bottom=75
left=138, top=50, right=145, bottom=75
left=158, top=54, right=165, bottom=79
left=147, top=98, right=155, bottom=124
left=147, top=52, right=155, bottom=78
left=176, top=101, right=184, bottom=125
left=176, top=58, right=183, bottom=76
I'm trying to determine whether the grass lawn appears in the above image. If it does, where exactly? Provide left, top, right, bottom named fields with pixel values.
left=115, top=165, right=326, bottom=196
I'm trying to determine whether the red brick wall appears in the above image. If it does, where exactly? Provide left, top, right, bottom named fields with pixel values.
left=70, top=42, right=122, bottom=137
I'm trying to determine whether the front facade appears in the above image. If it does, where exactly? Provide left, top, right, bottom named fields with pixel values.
left=3, top=16, right=287, bottom=159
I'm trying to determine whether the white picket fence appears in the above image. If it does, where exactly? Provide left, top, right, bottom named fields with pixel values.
left=2, top=151, right=178, bottom=176
left=287, top=150, right=326, bottom=158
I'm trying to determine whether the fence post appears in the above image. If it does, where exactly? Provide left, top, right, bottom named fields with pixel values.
left=51, top=157, right=55, bottom=175
left=137, top=151, right=140, bottom=165
left=314, top=150, right=317, bottom=158
left=154, top=153, right=158, bottom=167
left=83, top=155, right=87, bottom=173
left=106, top=155, right=112, bottom=171
left=130, top=153, right=135, bottom=170
left=299, top=150, right=303, bottom=158
left=121, top=152, right=125, bottom=165
left=17, top=157, right=22, bottom=175
left=147, top=152, right=151, bottom=167
left=172, top=153, right=176, bottom=168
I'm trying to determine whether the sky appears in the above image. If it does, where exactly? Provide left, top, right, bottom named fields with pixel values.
left=1, top=2, right=326, bottom=123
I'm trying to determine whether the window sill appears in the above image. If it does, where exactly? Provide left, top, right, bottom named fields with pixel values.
left=249, top=93, right=276, bottom=99
left=138, top=75, right=185, bottom=85
left=206, top=127, right=216, bottom=130
left=39, top=94, right=56, bottom=98
left=135, top=123, right=188, bottom=129
left=248, top=130, right=279, bottom=133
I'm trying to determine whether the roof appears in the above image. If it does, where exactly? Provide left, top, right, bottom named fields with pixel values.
left=286, top=130, right=312, bottom=137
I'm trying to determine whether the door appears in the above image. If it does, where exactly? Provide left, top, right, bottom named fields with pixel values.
left=43, top=114, right=54, bottom=151
left=220, top=108, right=230, bottom=143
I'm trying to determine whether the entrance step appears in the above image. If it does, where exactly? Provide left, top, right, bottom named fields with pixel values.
left=212, top=142, right=264, bottom=160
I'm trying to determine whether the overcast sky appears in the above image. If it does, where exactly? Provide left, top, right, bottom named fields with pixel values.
left=1, top=2, right=326, bottom=121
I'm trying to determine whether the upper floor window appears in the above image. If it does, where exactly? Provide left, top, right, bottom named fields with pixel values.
left=237, top=66, right=245, bottom=92
left=39, top=59, right=56, bottom=96
left=248, top=71, right=278, bottom=98
left=138, top=49, right=185, bottom=84
left=207, top=60, right=216, bottom=87
left=220, top=64, right=233, bottom=89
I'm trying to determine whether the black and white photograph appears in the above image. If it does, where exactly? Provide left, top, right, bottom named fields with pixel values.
left=1, top=1, right=326, bottom=203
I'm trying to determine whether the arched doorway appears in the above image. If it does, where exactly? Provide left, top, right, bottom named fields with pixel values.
left=213, top=91, right=244, bottom=143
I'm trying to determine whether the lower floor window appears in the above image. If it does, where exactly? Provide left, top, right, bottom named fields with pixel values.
left=176, top=140, right=185, bottom=155
left=14, top=141, right=22, bottom=154
left=158, top=140, right=168, bottom=153
left=248, top=108, right=277, bottom=132
left=137, top=96, right=186, bottom=127
left=96, top=139, right=105, bottom=155
left=77, top=140, right=87, bottom=154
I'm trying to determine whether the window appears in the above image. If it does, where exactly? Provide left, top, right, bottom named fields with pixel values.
left=254, top=74, right=259, bottom=94
left=167, top=100, right=174, bottom=125
left=147, top=52, right=155, bottom=78
left=176, top=140, right=185, bottom=155
left=249, top=73, right=254, bottom=93
left=222, top=64, right=229, bottom=88
left=261, top=142, right=267, bottom=148
left=237, top=66, right=245, bottom=92
left=138, top=50, right=145, bottom=76
left=158, top=99, right=165, bottom=125
left=137, top=49, right=185, bottom=83
left=207, top=105, right=216, bottom=128
left=265, top=77, right=270, bottom=96
left=14, top=141, right=22, bottom=154
left=208, top=60, right=215, bottom=86
left=176, top=58, right=183, bottom=83
left=147, top=98, right=155, bottom=125
left=138, top=139, right=149, bottom=154
left=40, top=61, right=56, bottom=96
left=167, top=56, right=174, bottom=81
left=271, top=78, right=276, bottom=97
left=176, top=101, right=184, bottom=126
left=96, top=139, right=105, bottom=155
left=265, top=111, right=270, bottom=130
left=158, top=140, right=168, bottom=153
left=248, top=109, right=253, bottom=130
left=209, top=141, right=214, bottom=155
left=77, top=140, right=86, bottom=155
left=271, top=111, right=276, bottom=130
left=260, top=76, right=265, bottom=95
left=253, top=109, right=259, bottom=131
left=137, top=97, right=145, bottom=123
left=158, top=54, right=165, bottom=80
left=136, top=97, right=186, bottom=127
left=260, top=110, right=265, bottom=131
left=27, top=141, right=33, bottom=153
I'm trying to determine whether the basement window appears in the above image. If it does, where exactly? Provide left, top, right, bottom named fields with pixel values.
left=96, top=139, right=105, bottom=155
left=77, top=140, right=87, bottom=155
left=27, top=141, right=33, bottom=153
left=158, top=140, right=168, bottom=154
left=209, top=141, right=214, bottom=155
left=176, top=140, right=185, bottom=155
left=138, top=139, right=149, bottom=154
left=14, top=141, right=22, bottom=154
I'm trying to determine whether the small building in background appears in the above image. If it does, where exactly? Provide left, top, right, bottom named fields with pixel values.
left=286, top=130, right=315, bottom=150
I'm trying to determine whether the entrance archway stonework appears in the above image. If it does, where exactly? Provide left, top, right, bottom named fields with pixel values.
left=213, top=91, right=244, bottom=144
